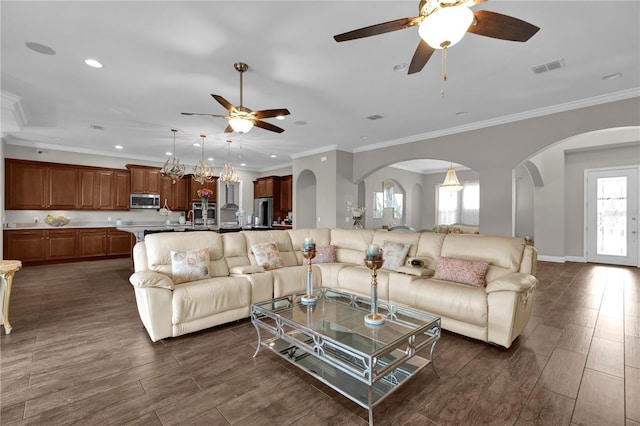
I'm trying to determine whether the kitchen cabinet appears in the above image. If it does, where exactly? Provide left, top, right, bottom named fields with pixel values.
left=160, top=176, right=190, bottom=212
left=280, top=175, right=292, bottom=211
left=5, top=159, right=78, bottom=210
left=78, top=228, right=107, bottom=258
left=189, top=176, right=218, bottom=203
left=3, top=229, right=77, bottom=262
left=114, top=171, right=131, bottom=210
left=107, top=229, right=133, bottom=256
left=78, top=169, right=128, bottom=210
left=127, top=165, right=160, bottom=194
left=253, top=176, right=278, bottom=198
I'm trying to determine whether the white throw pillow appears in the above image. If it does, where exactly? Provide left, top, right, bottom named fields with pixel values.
left=381, top=240, right=411, bottom=271
left=170, top=247, right=211, bottom=284
left=251, top=241, right=285, bottom=270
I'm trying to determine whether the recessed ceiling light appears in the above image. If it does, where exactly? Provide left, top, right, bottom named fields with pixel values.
left=25, top=41, right=56, bottom=55
left=165, top=151, right=172, bottom=156
left=90, top=124, right=104, bottom=130
left=270, top=155, right=277, bottom=158
left=276, top=115, right=285, bottom=120
left=393, top=63, right=408, bottom=72
left=240, top=163, right=246, bottom=167
left=114, top=145, right=123, bottom=150
left=84, top=59, right=103, bottom=68
left=602, top=72, right=622, bottom=81
left=207, top=157, right=214, bottom=161
left=193, top=143, right=200, bottom=147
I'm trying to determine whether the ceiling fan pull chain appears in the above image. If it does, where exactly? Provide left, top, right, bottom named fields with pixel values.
left=440, top=48, right=446, bottom=96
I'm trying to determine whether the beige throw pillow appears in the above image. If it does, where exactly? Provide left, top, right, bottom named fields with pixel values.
left=251, top=241, right=285, bottom=270
left=381, top=240, right=411, bottom=271
left=170, top=247, right=210, bottom=284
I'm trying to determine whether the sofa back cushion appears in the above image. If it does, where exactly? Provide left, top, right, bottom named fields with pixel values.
left=415, top=232, right=447, bottom=270
left=330, top=229, right=375, bottom=265
left=242, top=230, right=298, bottom=267
left=222, top=232, right=251, bottom=268
left=440, top=234, right=526, bottom=281
left=372, top=230, right=420, bottom=257
left=144, top=231, right=229, bottom=278
left=287, top=228, right=332, bottom=264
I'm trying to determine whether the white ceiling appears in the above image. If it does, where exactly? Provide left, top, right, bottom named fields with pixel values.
left=1, top=1, right=639, bottom=172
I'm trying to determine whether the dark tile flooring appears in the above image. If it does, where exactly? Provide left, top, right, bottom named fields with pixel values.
left=0, top=259, right=638, bottom=425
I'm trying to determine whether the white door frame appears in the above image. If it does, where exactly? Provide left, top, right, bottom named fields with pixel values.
left=584, top=166, right=639, bottom=267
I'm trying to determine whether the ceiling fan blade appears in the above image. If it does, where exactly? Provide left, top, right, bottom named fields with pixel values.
left=181, top=112, right=227, bottom=118
left=224, top=124, right=234, bottom=133
left=467, top=10, right=540, bottom=42
left=334, top=17, right=422, bottom=42
left=211, top=94, right=237, bottom=113
left=254, top=108, right=291, bottom=119
left=253, top=120, right=285, bottom=133
left=408, top=39, right=436, bottom=74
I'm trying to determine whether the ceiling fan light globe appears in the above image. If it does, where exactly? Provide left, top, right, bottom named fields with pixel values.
left=419, top=5, right=474, bottom=49
left=229, top=117, right=254, bottom=133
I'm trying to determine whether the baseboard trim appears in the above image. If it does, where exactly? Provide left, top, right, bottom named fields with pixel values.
left=537, top=255, right=566, bottom=263
left=565, top=256, right=587, bottom=263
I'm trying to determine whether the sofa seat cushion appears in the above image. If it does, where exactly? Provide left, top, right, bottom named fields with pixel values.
left=172, top=276, right=251, bottom=324
left=335, top=265, right=390, bottom=301
left=410, top=278, right=488, bottom=327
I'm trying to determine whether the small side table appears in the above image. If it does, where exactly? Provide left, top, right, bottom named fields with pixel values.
left=1, top=260, right=22, bottom=334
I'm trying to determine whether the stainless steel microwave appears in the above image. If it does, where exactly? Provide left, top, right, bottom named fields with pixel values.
left=130, top=193, right=160, bottom=209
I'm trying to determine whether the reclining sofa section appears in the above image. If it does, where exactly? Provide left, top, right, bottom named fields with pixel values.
left=130, top=228, right=537, bottom=348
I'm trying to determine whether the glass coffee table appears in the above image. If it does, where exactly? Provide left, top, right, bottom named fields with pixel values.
left=251, top=288, right=441, bottom=425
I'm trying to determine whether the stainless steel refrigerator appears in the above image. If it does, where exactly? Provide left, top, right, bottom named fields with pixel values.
left=254, top=197, right=273, bottom=227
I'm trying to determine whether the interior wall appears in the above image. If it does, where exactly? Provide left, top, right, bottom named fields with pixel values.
left=353, top=98, right=640, bottom=237
left=335, top=151, right=357, bottom=229
left=295, top=170, right=316, bottom=229
left=1, top=139, right=5, bottom=259
left=514, top=164, right=535, bottom=239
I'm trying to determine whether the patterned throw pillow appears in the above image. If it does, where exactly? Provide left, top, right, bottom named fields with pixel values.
left=381, top=240, right=411, bottom=271
left=251, top=242, right=285, bottom=270
left=314, top=245, right=336, bottom=263
left=170, top=248, right=210, bottom=284
left=433, top=256, right=489, bottom=287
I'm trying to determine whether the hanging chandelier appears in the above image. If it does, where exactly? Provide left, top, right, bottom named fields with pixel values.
left=440, top=163, right=463, bottom=191
left=161, top=128, right=185, bottom=184
left=219, top=139, right=239, bottom=185
left=192, top=134, right=215, bottom=184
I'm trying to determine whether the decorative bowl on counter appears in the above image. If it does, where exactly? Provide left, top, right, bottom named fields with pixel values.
left=44, top=215, right=71, bottom=227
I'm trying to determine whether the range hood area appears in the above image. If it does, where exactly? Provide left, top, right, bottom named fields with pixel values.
left=220, top=183, right=239, bottom=210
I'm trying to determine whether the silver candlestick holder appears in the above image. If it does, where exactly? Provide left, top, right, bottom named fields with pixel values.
left=364, top=257, right=385, bottom=325
left=301, top=248, right=317, bottom=305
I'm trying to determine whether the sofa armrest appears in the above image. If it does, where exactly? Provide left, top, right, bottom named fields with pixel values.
left=129, top=271, right=174, bottom=290
left=485, top=273, right=537, bottom=294
left=229, top=265, right=265, bottom=274
left=396, top=266, right=434, bottom=278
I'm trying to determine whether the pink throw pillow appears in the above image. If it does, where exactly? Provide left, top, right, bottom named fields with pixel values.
left=433, top=256, right=489, bottom=287
left=314, top=245, right=336, bottom=263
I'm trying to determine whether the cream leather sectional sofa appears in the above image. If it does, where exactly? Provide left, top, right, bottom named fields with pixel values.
left=129, top=228, right=537, bottom=348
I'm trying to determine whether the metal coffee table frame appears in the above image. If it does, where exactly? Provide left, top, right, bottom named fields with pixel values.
left=251, top=288, right=441, bottom=425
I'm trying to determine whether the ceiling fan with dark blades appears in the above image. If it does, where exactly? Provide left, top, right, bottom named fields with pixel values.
left=182, top=62, right=290, bottom=134
left=334, top=0, right=539, bottom=75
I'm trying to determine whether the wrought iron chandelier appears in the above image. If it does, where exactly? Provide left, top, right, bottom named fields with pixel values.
left=219, top=139, right=239, bottom=185
left=161, top=128, right=185, bottom=183
left=192, top=134, right=215, bottom=184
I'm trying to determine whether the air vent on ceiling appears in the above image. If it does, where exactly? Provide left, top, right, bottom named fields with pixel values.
left=532, top=59, right=565, bottom=74
left=367, top=114, right=383, bottom=121
left=90, top=124, right=105, bottom=130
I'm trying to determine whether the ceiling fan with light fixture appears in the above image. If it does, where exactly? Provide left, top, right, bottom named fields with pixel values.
left=181, top=62, right=290, bottom=134
left=333, top=0, right=539, bottom=75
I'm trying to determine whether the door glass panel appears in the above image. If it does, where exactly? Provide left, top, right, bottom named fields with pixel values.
left=596, top=176, right=627, bottom=256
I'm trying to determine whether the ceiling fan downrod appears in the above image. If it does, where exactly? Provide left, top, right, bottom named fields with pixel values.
left=234, top=62, right=248, bottom=108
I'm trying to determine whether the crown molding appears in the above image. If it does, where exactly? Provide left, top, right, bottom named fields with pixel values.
left=290, top=144, right=339, bottom=159
left=1, top=91, right=27, bottom=132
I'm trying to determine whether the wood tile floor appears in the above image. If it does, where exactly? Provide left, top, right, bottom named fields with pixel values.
left=1, top=259, right=638, bottom=425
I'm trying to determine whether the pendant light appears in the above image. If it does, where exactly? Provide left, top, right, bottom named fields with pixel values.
left=161, top=129, right=185, bottom=184
left=219, top=139, right=239, bottom=185
left=441, top=163, right=463, bottom=191
left=192, top=134, right=215, bottom=184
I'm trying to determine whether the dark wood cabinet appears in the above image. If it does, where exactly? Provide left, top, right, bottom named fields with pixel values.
left=127, top=165, right=160, bottom=194
left=3, top=229, right=78, bottom=262
left=254, top=177, right=277, bottom=198
left=5, top=159, right=130, bottom=211
left=78, top=228, right=107, bottom=258
left=45, top=229, right=78, bottom=259
left=280, top=175, right=292, bottom=211
left=160, top=175, right=190, bottom=212
left=107, top=229, right=132, bottom=255
left=189, top=176, right=218, bottom=203
left=5, top=160, right=78, bottom=210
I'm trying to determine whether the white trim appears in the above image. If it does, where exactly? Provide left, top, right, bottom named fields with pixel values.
left=565, top=256, right=587, bottom=263
left=290, top=144, right=339, bottom=159
left=537, top=255, right=566, bottom=263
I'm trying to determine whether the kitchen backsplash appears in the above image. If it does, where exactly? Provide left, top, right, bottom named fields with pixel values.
left=3, top=208, right=178, bottom=226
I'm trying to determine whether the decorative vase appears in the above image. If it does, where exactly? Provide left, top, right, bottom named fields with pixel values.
left=364, top=258, right=385, bottom=326
left=353, top=216, right=363, bottom=229
left=201, top=198, right=208, bottom=223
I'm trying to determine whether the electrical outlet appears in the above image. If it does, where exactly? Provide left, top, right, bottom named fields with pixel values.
left=345, top=217, right=350, bottom=223
left=317, top=217, right=321, bottom=223
left=107, top=216, right=112, bottom=221
left=346, top=201, right=352, bottom=206
left=34, top=217, right=38, bottom=223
